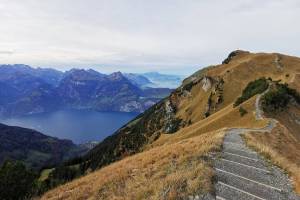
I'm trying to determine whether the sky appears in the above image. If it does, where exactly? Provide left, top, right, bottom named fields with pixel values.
left=0, top=0, right=300, bottom=75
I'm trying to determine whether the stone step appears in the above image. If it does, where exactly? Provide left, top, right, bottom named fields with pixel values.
left=214, top=131, right=300, bottom=200
left=223, top=141, right=251, bottom=151
left=214, top=159, right=281, bottom=188
left=216, top=181, right=265, bottom=200
left=223, top=134, right=244, bottom=144
left=221, top=151, right=268, bottom=170
left=222, top=147, right=259, bottom=160
left=216, top=169, right=286, bottom=200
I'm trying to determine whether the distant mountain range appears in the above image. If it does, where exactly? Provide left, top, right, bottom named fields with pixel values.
left=0, top=65, right=180, bottom=117
left=124, top=72, right=183, bottom=89
left=0, top=123, right=90, bottom=170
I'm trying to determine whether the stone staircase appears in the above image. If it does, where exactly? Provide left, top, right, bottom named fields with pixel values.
left=214, top=130, right=300, bottom=200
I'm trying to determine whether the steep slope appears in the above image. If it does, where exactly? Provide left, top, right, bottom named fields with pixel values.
left=0, top=123, right=87, bottom=170
left=41, top=50, right=300, bottom=199
left=42, top=129, right=225, bottom=200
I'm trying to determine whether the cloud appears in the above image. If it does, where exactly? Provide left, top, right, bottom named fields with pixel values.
left=0, top=0, right=299, bottom=75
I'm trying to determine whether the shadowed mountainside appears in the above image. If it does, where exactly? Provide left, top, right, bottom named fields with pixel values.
left=0, top=123, right=88, bottom=170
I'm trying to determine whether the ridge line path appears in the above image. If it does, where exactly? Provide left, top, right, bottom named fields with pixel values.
left=211, top=92, right=300, bottom=200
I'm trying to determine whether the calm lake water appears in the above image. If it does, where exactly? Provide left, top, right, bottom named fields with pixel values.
left=0, top=110, right=138, bottom=144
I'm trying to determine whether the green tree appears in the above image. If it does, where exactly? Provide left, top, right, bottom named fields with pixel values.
left=234, top=78, right=268, bottom=107
left=262, top=83, right=300, bottom=113
left=0, top=161, right=37, bottom=200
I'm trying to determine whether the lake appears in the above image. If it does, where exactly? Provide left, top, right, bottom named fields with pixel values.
left=0, top=110, right=138, bottom=144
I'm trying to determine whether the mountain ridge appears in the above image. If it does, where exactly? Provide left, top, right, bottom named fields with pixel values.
left=0, top=66, right=174, bottom=117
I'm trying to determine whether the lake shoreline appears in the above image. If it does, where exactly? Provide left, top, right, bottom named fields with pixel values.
left=0, top=109, right=138, bottom=144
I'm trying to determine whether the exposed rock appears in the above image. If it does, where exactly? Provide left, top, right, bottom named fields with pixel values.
left=201, top=76, right=212, bottom=92
left=202, top=77, right=224, bottom=118
left=164, top=100, right=179, bottom=133
left=165, top=100, right=174, bottom=113
left=182, top=90, right=192, bottom=97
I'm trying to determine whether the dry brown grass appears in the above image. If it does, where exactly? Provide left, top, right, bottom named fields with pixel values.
left=244, top=124, right=300, bottom=194
left=41, top=130, right=225, bottom=200
left=267, top=105, right=300, bottom=141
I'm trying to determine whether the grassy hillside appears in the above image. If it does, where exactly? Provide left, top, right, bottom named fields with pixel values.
left=41, top=50, right=300, bottom=199
left=42, top=130, right=225, bottom=200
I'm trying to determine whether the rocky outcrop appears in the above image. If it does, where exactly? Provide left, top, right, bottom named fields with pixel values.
left=203, top=77, right=224, bottom=118
left=164, top=100, right=182, bottom=133
left=201, top=76, right=212, bottom=92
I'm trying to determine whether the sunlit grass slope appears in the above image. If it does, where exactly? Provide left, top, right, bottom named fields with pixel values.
left=42, top=130, right=225, bottom=200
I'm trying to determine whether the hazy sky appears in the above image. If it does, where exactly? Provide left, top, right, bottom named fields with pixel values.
left=0, top=0, right=300, bottom=75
